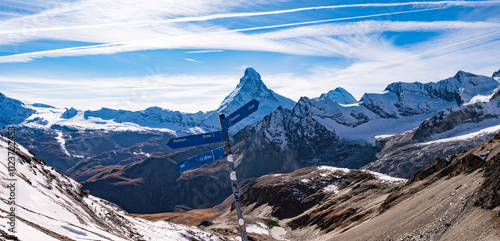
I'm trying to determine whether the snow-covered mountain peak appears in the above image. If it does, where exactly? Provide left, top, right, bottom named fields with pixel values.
left=384, top=71, right=499, bottom=105
left=61, top=107, right=79, bottom=119
left=317, top=87, right=358, bottom=105
left=493, top=69, right=500, bottom=78
left=242, top=67, right=261, bottom=83
left=292, top=96, right=313, bottom=117
left=0, top=92, right=26, bottom=109
left=203, top=68, right=295, bottom=133
left=454, top=70, right=478, bottom=81
left=219, top=68, right=277, bottom=111
left=0, top=92, right=36, bottom=128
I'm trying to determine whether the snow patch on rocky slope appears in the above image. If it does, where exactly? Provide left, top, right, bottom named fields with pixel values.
left=0, top=135, right=226, bottom=240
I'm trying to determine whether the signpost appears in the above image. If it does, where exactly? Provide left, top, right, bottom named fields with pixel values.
left=221, top=99, right=259, bottom=130
left=167, top=99, right=260, bottom=241
left=174, top=147, right=225, bottom=173
left=167, top=131, right=226, bottom=149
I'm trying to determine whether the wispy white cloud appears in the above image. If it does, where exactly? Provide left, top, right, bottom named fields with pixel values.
left=0, top=0, right=266, bottom=46
left=1, top=16, right=498, bottom=63
left=3, top=27, right=499, bottom=112
left=264, top=28, right=500, bottom=101
left=257, top=20, right=500, bottom=39
left=2, top=1, right=498, bottom=36
left=184, top=58, right=202, bottom=63
left=1, top=0, right=500, bottom=62
left=1, top=0, right=500, bottom=112
left=186, top=50, right=224, bottom=54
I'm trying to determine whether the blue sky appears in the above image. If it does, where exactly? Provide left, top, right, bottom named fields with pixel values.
left=1, top=0, right=499, bottom=112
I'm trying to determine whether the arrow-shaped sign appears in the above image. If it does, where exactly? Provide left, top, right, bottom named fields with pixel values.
left=221, top=99, right=259, bottom=130
left=167, top=130, right=226, bottom=149
left=175, top=147, right=225, bottom=172
left=167, top=99, right=258, bottom=241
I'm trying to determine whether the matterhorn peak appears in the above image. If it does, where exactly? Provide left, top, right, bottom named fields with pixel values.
left=242, top=67, right=261, bottom=81
left=219, top=68, right=276, bottom=111
left=213, top=68, right=295, bottom=131
left=238, top=67, right=267, bottom=90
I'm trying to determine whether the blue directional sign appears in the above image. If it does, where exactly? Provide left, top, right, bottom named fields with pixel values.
left=167, top=131, right=227, bottom=149
left=169, top=99, right=257, bottom=241
left=221, top=99, right=259, bottom=130
left=175, top=147, right=225, bottom=172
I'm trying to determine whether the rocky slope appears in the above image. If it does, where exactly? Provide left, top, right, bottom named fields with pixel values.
left=139, top=166, right=405, bottom=241
left=240, top=167, right=405, bottom=234
left=12, top=128, right=174, bottom=181
left=211, top=132, right=500, bottom=241
left=325, top=132, right=500, bottom=241
left=0, top=134, right=227, bottom=240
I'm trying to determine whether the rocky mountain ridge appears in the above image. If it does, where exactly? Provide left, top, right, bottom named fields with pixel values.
left=229, top=69, right=500, bottom=179
left=220, top=132, right=500, bottom=240
left=327, top=131, right=500, bottom=240
left=241, top=166, right=405, bottom=232
left=2, top=69, right=498, bottom=180
left=364, top=92, right=500, bottom=178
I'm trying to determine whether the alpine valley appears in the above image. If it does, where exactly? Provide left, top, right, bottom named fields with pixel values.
left=0, top=134, right=227, bottom=241
left=1, top=67, right=500, bottom=240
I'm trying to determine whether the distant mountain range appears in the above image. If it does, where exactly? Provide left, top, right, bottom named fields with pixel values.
left=0, top=68, right=295, bottom=178
left=1, top=67, right=294, bottom=134
left=1, top=67, right=500, bottom=215
left=233, top=69, right=500, bottom=179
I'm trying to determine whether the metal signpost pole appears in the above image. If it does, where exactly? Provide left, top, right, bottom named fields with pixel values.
left=219, top=113, right=249, bottom=241
left=168, top=100, right=258, bottom=241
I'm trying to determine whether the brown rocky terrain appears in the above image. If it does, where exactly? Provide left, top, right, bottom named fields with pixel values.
left=327, top=131, right=500, bottom=240
left=241, top=166, right=404, bottom=231
left=231, top=166, right=405, bottom=240
left=186, top=132, right=500, bottom=240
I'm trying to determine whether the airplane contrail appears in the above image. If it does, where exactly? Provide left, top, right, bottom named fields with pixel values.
left=1, top=1, right=499, bottom=35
